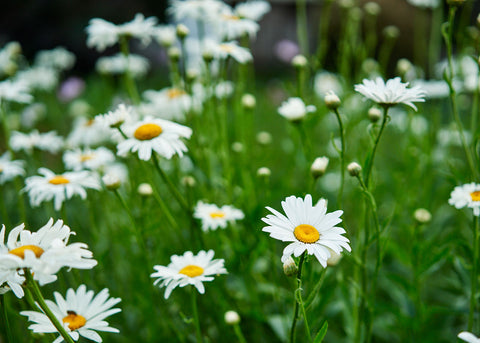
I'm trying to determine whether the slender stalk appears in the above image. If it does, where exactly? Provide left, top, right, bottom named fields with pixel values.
left=332, top=108, right=345, bottom=207
left=469, top=216, right=479, bottom=331
left=119, top=36, right=140, bottom=104
left=314, top=0, right=333, bottom=71
left=191, top=288, right=203, bottom=343
left=24, top=271, right=75, bottom=343
left=290, top=252, right=309, bottom=343
left=233, top=324, right=247, bottom=343
left=295, top=0, right=309, bottom=56
left=1, top=294, right=14, bottom=343
left=364, top=105, right=389, bottom=188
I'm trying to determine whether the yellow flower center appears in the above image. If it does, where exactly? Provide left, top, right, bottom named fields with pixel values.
left=222, top=14, right=240, bottom=21
left=219, top=44, right=234, bottom=53
left=85, top=119, right=95, bottom=127
left=167, top=88, right=186, bottom=99
left=0, top=165, right=3, bottom=172
left=209, top=211, right=225, bottom=219
left=62, top=311, right=87, bottom=331
left=178, top=265, right=204, bottom=277
left=80, top=154, right=94, bottom=162
left=471, top=191, right=480, bottom=202
left=134, top=123, right=163, bottom=141
left=9, top=245, right=45, bottom=259
left=49, top=175, right=70, bottom=185
left=293, top=224, right=320, bottom=244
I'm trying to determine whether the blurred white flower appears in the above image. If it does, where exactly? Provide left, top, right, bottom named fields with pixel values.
left=141, top=87, right=192, bottom=121
left=15, top=66, right=59, bottom=91
left=153, top=25, right=177, bottom=47
left=406, top=0, right=440, bottom=9
left=314, top=71, right=343, bottom=97
left=67, top=117, right=111, bottom=148
left=34, top=47, right=76, bottom=71
left=193, top=201, right=244, bottom=231
left=234, top=0, right=271, bottom=21
left=449, top=183, right=480, bottom=216
left=63, top=147, right=116, bottom=171
left=0, top=79, right=32, bottom=104
left=0, top=152, right=25, bottom=185
left=95, top=103, right=137, bottom=129
left=204, top=40, right=252, bottom=64
left=278, top=97, right=316, bottom=121
left=10, top=130, right=64, bottom=154
left=168, top=0, right=229, bottom=22
left=215, top=7, right=259, bottom=40
left=96, top=53, right=150, bottom=78
left=458, top=331, right=480, bottom=343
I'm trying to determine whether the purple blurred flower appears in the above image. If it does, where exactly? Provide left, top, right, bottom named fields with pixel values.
left=57, top=76, right=85, bottom=102
left=274, top=39, right=299, bottom=63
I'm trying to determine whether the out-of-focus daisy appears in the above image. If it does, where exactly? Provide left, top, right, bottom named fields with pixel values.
left=406, top=0, right=440, bottom=8
left=63, top=147, right=116, bottom=172
left=95, top=103, right=137, bottom=130
left=458, top=332, right=480, bottom=343
left=23, top=168, right=101, bottom=210
left=0, top=152, right=25, bottom=184
left=34, top=47, right=76, bottom=71
left=117, top=116, right=192, bottom=161
left=411, top=79, right=450, bottom=99
left=278, top=97, right=316, bottom=122
left=449, top=183, right=480, bottom=216
left=0, top=79, right=32, bottom=104
left=141, top=87, right=192, bottom=121
left=86, top=13, right=157, bottom=52
left=20, top=102, right=47, bottom=129
left=67, top=117, right=110, bottom=148
left=168, top=0, right=228, bottom=22
left=151, top=250, right=227, bottom=299
left=204, top=40, right=252, bottom=64
left=21, top=285, right=121, bottom=343
left=0, top=219, right=97, bottom=298
left=153, top=25, right=177, bottom=48
left=15, top=66, right=59, bottom=92
left=215, top=7, right=259, bottom=40
left=96, top=53, right=150, bottom=78
left=314, top=71, right=343, bottom=97
left=0, top=42, right=22, bottom=78
left=234, top=1, right=271, bottom=21
left=193, top=201, right=244, bottom=231
left=10, top=130, right=64, bottom=154
left=354, top=77, right=426, bottom=111
left=261, top=194, right=351, bottom=267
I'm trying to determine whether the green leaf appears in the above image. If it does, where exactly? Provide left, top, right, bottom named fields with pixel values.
left=313, top=321, right=328, bottom=343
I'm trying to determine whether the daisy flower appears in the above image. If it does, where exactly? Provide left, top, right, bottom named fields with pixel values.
left=67, top=117, right=111, bottom=148
left=153, top=25, right=177, bottom=48
left=261, top=194, right=351, bottom=267
left=23, top=168, right=101, bottom=210
left=234, top=1, right=271, bottom=21
left=10, top=130, right=64, bottom=154
left=449, top=183, right=480, bottom=216
left=63, top=147, right=115, bottom=172
left=117, top=116, right=192, bottom=161
left=95, top=103, right=137, bottom=129
left=354, top=77, right=426, bottom=111
left=458, top=332, right=480, bottom=343
left=141, top=87, right=192, bottom=121
left=0, top=152, right=25, bottom=184
left=0, top=219, right=97, bottom=298
left=21, top=285, right=121, bottom=343
left=15, top=66, right=59, bottom=92
left=278, top=97, right=316, bottom=122
left=193, top=201, right=244, bottom=231
left=151, top=250, right=227, bottom=299
left=95, top=53, right=150, bottom=78
left=215, top=7, right=259, bottom=40
left=168, top=0, right=228, bottom=22
left=204, top=40, right=252, bottom=64
left=0, top=79, right=33, bottom=104
left=34, top=47, right=76, bottom=72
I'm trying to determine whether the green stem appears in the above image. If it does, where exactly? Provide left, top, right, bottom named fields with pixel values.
left=295, top=0, right=309, bottom=55
left=1, top=294, right=14, bottom=343
left=233, top=323, right=247, bottom=343
left=469, top=216, right=479, bottom=331
left=333, top=108, right=345, bottom=208
left=191, top=288, right=203, bottom=343
left=314, top=0, right=333, bottom=71
left=24, top=271, right=75, bottom=343
left=119, top=36, right=141, bottom=104
left=290, top=252, right=309, bottom=343
left=364, top=106, right=389, bottom=188
left=0, top=102, right=12, bottom=153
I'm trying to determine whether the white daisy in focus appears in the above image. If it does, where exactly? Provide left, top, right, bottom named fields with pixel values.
left=354, top=77, right=426, bottom=111
left=63, top=147, right=116, bottom=172
left=0, top=219, right=97, bottom=298
left=21, top=285, right=121, bottom=343
left=278, top=97, right=316, bottom=122
left=96, top=53, right=150, bottom=78
left=141, top=87, right=192, bottom=121
left=234, top=1, right=271, bottom=21
left=23, top=168, right=101, bottom=210
left=193, top=201, right=244, bottom=231
left=204, top=40, right=252, bottom=64
left=0, top=152, right=25, bottom=184
left=261, top=194, right=351, bottom=267
left=0, top=79, right=33, bottom=104
left=459, top=332, right=480, bottom=343
left=151, top=250, right=227, bottom=299
left=449, top=183, right=480, bottom=216
left=117, top=116, right=192, bottom=161
left=10, top=130, right=64, bottom=154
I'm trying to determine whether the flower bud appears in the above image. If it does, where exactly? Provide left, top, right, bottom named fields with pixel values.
left=232, top=142, right=244, bottom=153
left=396, top=58, right=413, bottom=76
left=368, top=107, right=382, bottom=123
left=257, top=167, right=271, bottom=177
left=103, top=174, right=121, bottom=190
left=224, top=311, right=241, bottom=325
left=327, top=250, right=342, bottom=266
left=311, top=157, right=329, bottom=178
left=414, top=208, right=431, bottom=224
left=241, top=93, right=256, bottom=109
left=176, top=24, right=189, bottom=39
left=324, top=91, right=341, bottom=110
left=292, top=54, right=308, bottom=68
left=364, top=2, right=381, bottom=16
left=137, top=183, right=153, bottom=196
left=256, top=131, right=272, bottom=145
left=202, top=50, right=214, bottom=63
left=383, top=25, right=400, bottom=39
left=283, top=256, right=298, bottom=277
left=186, top=68, right=198, bottom=82
left=181, top=176, right=196, bottom=188
left=347, top=162, right=362, bottom=176
left=168, top=47, right=181, bottom=62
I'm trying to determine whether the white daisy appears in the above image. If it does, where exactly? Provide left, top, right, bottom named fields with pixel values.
left=10, top=130, right=64, bottom=154
left=141, top=87, right=192, bottom=121
left=0, top=79, right=33, bottom=104
left=152, top=25, right=177, bottom=47
left=204, top=40, right=252, bottom=64
left=0, top=152, right=25, bottom=184
left=96, top=53, right=150, bottom=78
left=95, top=103, right=137, bottom=129
left=458, top=332, right=480, bottom=343
left=234, top=1, right=271, bottom=21
left=354, top=77, right=426, bottom=111
left=406, top=0, right=440, bottom=8
left=215, top=7, right=259, bottom=40
left=21, top=285, right=121, bottom=343
left=0, top=42, right=21, bottom=78
left=278, top=97, right=316, bottom=122
left=0, top=219, right=97, bottom=298
left=168, top=0, right=229, bottom=22
left=449, top=183, right=480, bottom=216
left=15, top=66, right=59, bottom=92
left=261, top=194, right=351, bottom=267
left=23, top=168, right=101, bottom=210
left=193, top=201, right=244, bottom=231
left=34, top=47, right=76, bottom=71
left=67, top=117, right=110, bottom=148
left=63, top=147, right=116, bottom=172
left=117, top=116, right=192, bottom=161
left=151, top=250, right=227, bottom=299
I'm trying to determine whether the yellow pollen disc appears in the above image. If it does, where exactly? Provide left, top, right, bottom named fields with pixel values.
left=9, top=245, right=45, bottom=259
left=471, top=191, right=480, bottom=201
left=85, top=119, right=95, bottom=127
left=49, top=175, right=70, bottom=185
left=167, top=88, right=186, bottom=99
left=219, top=44, right=234, bottom=53
left=294, top=224, right=320, bottom=244
left=80, top=154, right=94, bottom=162
left=62, top=311, right=87, bottom=331
left=134, top=123, right=163, bottom=141
left=209, top=211, right=225, bottom=219
left=222, top=14, right=240, bottom=21
left=179, top=265, right=204, bottom=277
